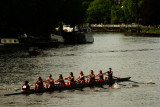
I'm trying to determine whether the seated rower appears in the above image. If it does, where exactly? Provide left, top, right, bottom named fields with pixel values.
left=55, top=74, right=65, bottom=87
left=31, top=76, right=44, bottom=90
left=95, top=70, right=106, bottom=81
left=105, top=68, right=113, bottom=80
left=44, top=74, right=54, bottom=88
left=22, top=81, right=30, bottom=92
left=65, top=72, right=75, bottom=85
left=85, top=70, right=95, bottom=83
left=76, top=71, right=85, bottom=84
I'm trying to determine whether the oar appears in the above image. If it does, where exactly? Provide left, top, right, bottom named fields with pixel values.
left=128, top=80, right=155, bottom=84
left=14, top=88, right=21, bottom=91
left=112, top=76, right=121, bottom=79
left=117, top=83, right=127, bottom=86
left=128, top=80, right=140, bottom=84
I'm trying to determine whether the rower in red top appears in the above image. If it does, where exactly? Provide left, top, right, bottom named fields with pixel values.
left=95, top=70, right=106, bottom=81
left=44, top=74, right=54, bottom=88
left=55, top=74, right=65, bottom=87
left=22, top=81, right=30, bottom=92
left=85, top=70, right=95, bottom=83
left=76, top=71, right=85, bottom=84
left=31, top=76, right=44, bottom=90
left=105, top=68, right=113, bottom=80
left=65, top=72, right=75, bottom=85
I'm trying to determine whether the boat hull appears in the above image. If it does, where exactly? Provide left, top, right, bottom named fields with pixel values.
left=4, top=77, right=131, bottom=96
left=62, top=32, right=94, bottom=44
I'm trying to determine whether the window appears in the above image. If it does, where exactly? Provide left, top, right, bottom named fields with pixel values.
left=3, top=40, right=6, bottom=43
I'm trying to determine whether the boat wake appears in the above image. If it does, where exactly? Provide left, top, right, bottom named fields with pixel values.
left=112, top=82, right=120, bottom=89
left=146, top=80, right=155, bottom=84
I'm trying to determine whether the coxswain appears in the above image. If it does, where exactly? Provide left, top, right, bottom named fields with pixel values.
left=65, top=72, right=75, bottom=85
left=44, top=74, right=54, bottom=88
left=31, top=76, right=44, bottom=90
left=22, top=81, right=30, bottom=92
left=95, top=70, right=106, bottom=81
left=85, top=70, right=95, bottom=83
left=76, top=71, right=85, bottom=84
left=55, top=74, right=65, bottom=87
left=105, top=68, right=113, bottom=80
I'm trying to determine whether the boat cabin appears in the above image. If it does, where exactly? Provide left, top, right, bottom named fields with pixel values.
left=79, top=27, right=92, bottom=33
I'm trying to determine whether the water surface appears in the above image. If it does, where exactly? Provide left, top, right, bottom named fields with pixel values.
left=0, top=33, right=160, bottom=107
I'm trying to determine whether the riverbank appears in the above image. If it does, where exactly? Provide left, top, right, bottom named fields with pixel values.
left=91, top=25, right=160, bottom=36
left=124, top=26, right=160, bottom=36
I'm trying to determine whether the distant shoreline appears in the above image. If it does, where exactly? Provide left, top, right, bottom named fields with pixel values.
left=124, top=32, right=160, bottom=37
left=91, top=26, right=160, bottom=36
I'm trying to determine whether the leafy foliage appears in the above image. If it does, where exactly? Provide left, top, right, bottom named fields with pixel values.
left=122, top=0, right=144, bottom=23
left=111, top=5, right=124, bottom=24
left=86, top=0, right=112, bottom=24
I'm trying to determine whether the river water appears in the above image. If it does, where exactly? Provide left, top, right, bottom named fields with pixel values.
left=0, top=33, right=160, bottom=107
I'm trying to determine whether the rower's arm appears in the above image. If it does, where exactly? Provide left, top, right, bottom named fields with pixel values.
left=76, top=76, right=80, bottom=81
left=91, top=75, right=95, bottom=78
left=30, top=82, right=36, bottom=86
left=43, top=79, right=48, bottom=82
left=55, top=79, right=59, bottom=83
left=79, top=76, right=84, bottom=80
left=95, top=74, right=98, bottom=77
left=108, top=72, right=113, bottom=76
left=84, top=75, right=89, bottom=78
left=68, top=77, right=74, bottom=81
left=65, top=76, right=69, bottom=80
left=102, top=72, right=107, bottom=75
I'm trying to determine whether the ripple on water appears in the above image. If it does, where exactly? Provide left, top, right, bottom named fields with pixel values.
left=1, top=33, right=160, bottom=107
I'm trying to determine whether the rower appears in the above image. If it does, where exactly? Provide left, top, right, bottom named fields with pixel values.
left=22, top=81, right=30, bottom=92
left=44, top=74, right=54, bottom=88
left=95, top=70, right=106, bottom=81
left=31, top=76, right=44, bottom=90
left=105, top=68, right=113, bottom=86
left=55, top=74, right=65, bottom=87
left=85, top=70, right=95, bottom=83
left=105, top=68, right=113, bottom=80
left=76, top=71, right=85, bottom=84
left=65, top=72, right=75, bottom=85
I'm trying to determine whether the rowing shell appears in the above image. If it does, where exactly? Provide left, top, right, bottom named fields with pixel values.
left=4, top=77, right=131, bottom=96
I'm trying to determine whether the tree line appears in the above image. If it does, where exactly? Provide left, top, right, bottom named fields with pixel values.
left=0, top=0, right=159, bottom=37
left=86, top=0, right=160, bottom=25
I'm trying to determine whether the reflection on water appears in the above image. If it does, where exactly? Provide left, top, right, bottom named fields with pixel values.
left=0, top=33, right=160, bottom=107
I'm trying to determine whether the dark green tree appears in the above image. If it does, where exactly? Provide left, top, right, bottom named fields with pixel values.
left=111, top=5, right=124, bottom=24
left=86, top=0, right=112, bottom=24
left=81, top=0, right=93, bottom=23
left=122, top=0, right=144, bottom=24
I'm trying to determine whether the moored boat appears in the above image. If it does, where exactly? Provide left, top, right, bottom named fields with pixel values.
left=4, top=77, right=131, bottom=96
left=62, top=25, right=94, bottom=44
left=0, top=38, right=20, bottom=52
left=28, top=47, right=43, bottom=56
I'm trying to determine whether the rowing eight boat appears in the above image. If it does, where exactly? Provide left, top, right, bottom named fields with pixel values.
left=4, top=77, right=131, bottom=96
